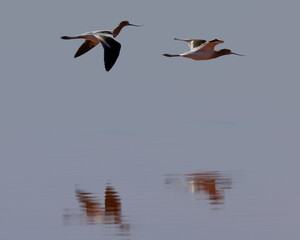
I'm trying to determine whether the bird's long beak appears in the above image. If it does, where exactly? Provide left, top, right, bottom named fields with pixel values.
left=231, top=52, right=245, bottom=56
left=128, top=23, right=143, bottom=27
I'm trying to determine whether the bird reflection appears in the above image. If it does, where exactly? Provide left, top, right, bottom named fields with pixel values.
left=64, top=184, right=129, bottom=234
left=185, top=172, right=232, bottom=205
left=165, top=171, right=233, bottom=206
left=104, top=185, right=122, bottom=224
left=75, top=187, right=104, bottom=224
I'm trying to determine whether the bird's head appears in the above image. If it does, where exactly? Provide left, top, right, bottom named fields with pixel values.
left=119, top=20, right=130, bottom=26
left=218, top=48, right=245, bottom=56
left=119, top=20, right=143, bottom=27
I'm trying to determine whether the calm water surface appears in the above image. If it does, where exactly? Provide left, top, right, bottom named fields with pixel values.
left=1, top=124, right=299, bottom=240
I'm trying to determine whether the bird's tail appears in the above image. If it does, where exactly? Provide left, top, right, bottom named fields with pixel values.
left=162, top=53, right=180, bottom=57
left=174, top=38, right=185, bottom=41
left=61, top=36, right=79, bottom=40
left=174, top=38, right=193, bottom=42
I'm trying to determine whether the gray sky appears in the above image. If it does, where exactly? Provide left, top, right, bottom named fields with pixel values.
left=0, top=0, right=299, bottom=168
left=1, top=0, right=299, bottom=155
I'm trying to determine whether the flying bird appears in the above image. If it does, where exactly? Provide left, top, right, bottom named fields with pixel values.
left=61, top=32, right=121, bottom=71
left=61, top=21, right=142, bottom=71
left=163, top=38, right=244, bottom=60
left=97, top=20, right=143, bottom=38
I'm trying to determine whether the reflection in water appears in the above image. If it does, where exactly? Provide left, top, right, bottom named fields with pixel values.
left=64, top=184, right=129, bottom=235
left=165, top=171, right=233, bottom=206
left=104, top=185, right=122, bottom=224
left=75, top=187, right=104, bottom=224
left=185, top=172, right=232, bottom=205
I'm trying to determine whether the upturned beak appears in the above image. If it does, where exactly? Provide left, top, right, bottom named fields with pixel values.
left=128, top=23, right=143, bottom=27
left=231, top=52, right=245, bottom=56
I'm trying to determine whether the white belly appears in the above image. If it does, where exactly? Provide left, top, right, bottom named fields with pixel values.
left=181, top=51, right=214, bottom=60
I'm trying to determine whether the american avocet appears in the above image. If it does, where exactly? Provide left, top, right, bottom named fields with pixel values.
left=61, top=33, right=121, bottom=72
left=163, top=38, right=244, bottom=60
left=97, top=20, right=143, bottom=38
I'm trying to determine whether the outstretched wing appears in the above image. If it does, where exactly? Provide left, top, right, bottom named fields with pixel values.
left=74, top=40, right=98, bottom=58
left=98, top=35, right=121, bottom=71
left=197, top=39, right=224, bottom=51
left=174, top=38, right=206, bottom=50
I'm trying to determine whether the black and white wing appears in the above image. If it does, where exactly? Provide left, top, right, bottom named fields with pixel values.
left=196, top=39, right=224, bottom=51
left=97, top=35, right=121, bottom=72
left=174, top=38, right=206, bottom=50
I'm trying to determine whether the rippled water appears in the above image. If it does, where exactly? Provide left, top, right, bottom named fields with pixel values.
left=1, top=125, right=300, bottom=240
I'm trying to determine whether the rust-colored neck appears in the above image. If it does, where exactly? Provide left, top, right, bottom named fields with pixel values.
left=112, top=24, right=126, bottom=38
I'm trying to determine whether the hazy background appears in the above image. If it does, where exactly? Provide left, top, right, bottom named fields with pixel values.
left=1, top=0, right=300, bottom=239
